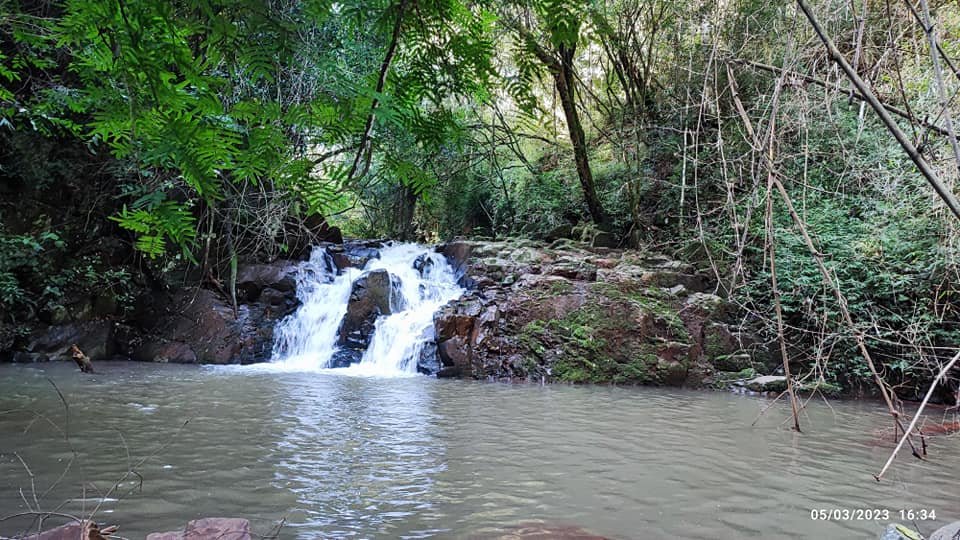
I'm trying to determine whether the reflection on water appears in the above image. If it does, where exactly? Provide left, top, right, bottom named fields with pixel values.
left=0, top=362, right=958, bottom=539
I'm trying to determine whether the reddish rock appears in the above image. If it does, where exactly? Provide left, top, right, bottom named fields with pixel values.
left=436, top=240, right=472, bottom=275
left=146, top=517, right=251, bottom=540
left=438, top=335, right=472, bottom=374
left=23, top=520, right=115, bottom=540
left=495, top=523, right=609, bottom=539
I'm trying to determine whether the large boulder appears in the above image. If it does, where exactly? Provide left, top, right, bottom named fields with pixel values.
left=435, top=240, right=472, bottom=277
left=235, top=260, right=298, bottom=301
left=131, top=285, right=298, bottom=365
left=23, top=321, right=116, bottom=362
left=336, top=270, right=402, bottom=363
left=424, top=238, right=775, bottom=387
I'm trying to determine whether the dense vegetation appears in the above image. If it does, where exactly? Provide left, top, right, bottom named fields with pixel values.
left=2, top=0, right=959, bottom=399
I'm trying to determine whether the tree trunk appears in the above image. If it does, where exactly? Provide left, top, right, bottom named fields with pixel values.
left=554, top=45, right=606, bottom=225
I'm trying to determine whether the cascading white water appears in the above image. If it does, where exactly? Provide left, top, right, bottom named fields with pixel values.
left=269, top=242, right=463, bottom=376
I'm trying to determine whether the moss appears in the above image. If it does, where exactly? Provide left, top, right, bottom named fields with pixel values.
left=515, top=278, right=700, bottom=385
left=612, top=353, right=657, bottom=384
left=545, top=279, right=574, bottom=295
left=591, top=281, right=689, bottom=340
left=799, top=379, right=843, bottom=397
left=702, top=328, right=733, bottom=359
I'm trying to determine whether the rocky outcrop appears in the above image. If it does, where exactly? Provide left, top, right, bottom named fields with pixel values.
left=430, top=238, right=771, bottom=386
left=15, top=320, right=116, bottom=363
left=6, top=258, right=301, bottom=366
left=130, top=260, right=301, bottom=364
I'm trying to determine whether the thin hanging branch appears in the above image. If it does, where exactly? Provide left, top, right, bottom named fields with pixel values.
left=795, top=0, right=960, bottom=222
left=901, top=0, right=960, bottom=82
left=725, top=57, right=952, bottom=137
left=764, top=84, right=803, bottom=433
left=918, top=0, right=960, bottom=179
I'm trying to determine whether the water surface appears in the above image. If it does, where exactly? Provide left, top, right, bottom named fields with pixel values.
left=0, top=362, right=957, bottom=538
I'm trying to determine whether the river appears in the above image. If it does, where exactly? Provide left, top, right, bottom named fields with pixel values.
left=0, top=362, right=957, bottom=538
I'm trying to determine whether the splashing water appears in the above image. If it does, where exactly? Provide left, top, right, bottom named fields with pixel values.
left=268, top=242, right=463, bottom=376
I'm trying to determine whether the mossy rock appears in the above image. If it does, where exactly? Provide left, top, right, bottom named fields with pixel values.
left=713, top=353, right=752, bottom=372
left=798, top=379, right=843, bottom=397
left=745, top=375, right=787, bottom=392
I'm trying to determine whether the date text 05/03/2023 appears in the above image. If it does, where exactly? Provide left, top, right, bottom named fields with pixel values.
left=810, top=509, right=937, bottom=521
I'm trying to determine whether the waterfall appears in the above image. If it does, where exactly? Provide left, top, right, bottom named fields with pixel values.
left=269, top=242, right=463, bottom=376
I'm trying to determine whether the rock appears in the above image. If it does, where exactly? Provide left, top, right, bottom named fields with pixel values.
left=336, top=270, right=402, bottom=358
left=23, top=520, right=115, bottom=540
left=437, top=365, right=461, bottom=377
left=701, top=323, right=740, bottom=359
left=435, top=298, right=481, bottom=339
left=683, top=292, right=729, bottom=320
left=132, top=340, right=197, bottom=363
left=713, top=353, right=752, bottom=372
left=328, top=243, right=381, bottom=272
left=27, top=321, right=115, bottom=361
left=591, top=231, right=618, bottom=248
left=235, top=260, right=297, bottom=301
left=436, top=240, right=472, bottom=276
left=745, top=375, right=787, bottom=392
left=329, top=349, right=361, bottom=368
left=131, top=286, right=292, bottom=365
left=10, top=351, right=49, bottom=363
left=930, top=521, right=960, bottom=540
left=418, top=341, right=440, bottom=375
left=543, top=224, right=574, bottom=241
left=546, top=261, right=597, bottom=281
left=146, top=517, right=251, bottom=540
left=413, top=252, right=435, bottom=276
left=880, top=523, right=923, bottom=540
left=640, top=270, right=706, bottom=292
left=258, top=287, right=290, bottom=306
left=438, top=335, right=472, bottom=373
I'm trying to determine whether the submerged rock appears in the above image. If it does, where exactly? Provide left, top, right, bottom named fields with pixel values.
left=146, top=517, right=251, bottom=540
left=930, top=521, right=960, bottom=540
left=22, top=520, right=115, bottom=540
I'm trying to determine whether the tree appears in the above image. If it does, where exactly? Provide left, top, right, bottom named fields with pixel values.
left=507, top=0, right=606, bottom=225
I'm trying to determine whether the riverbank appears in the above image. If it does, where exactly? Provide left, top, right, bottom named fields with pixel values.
left=1, top=235, right=954, bottom=403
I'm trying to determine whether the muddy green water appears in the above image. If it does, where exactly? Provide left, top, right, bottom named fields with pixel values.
left=0, top=362, right=957, bottom=539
